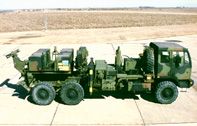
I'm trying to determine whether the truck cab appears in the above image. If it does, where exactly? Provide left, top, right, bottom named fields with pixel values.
left=150, top=42, right=194, bottom=88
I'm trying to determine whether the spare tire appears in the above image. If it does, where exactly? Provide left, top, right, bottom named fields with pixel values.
left=143, top=47, right=154, bottom=73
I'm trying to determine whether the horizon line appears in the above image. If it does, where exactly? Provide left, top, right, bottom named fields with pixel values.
left=1, top=7, right=197, bottom=11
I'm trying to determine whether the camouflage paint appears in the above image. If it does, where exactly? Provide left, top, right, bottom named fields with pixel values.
left=29, top=61, right=39, bottom=71
left=157, top=63, right=171, bottom=76
left=171, top=51, right=191, bottom=80
left=151, top=42, right=192, bottom=82
left=6, top=42, right=194, bottom=100
left=157, top=51, right=191, bottom=79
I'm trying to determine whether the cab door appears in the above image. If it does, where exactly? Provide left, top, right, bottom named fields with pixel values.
left=157, top=51, right=171, bottom=77
left=171, top=51, right=191, bottom=80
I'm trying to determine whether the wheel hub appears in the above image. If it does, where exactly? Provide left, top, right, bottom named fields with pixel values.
left=38, top=89, right=48, bottom=99
left=162, top=88, right=173, bottom=99
left=67, top=90, right=77, bottom=99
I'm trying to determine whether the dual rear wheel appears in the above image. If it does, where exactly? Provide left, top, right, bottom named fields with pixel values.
left=59, top=82, right=84, bottom=105
left=31, top=82, right=84, bottom=105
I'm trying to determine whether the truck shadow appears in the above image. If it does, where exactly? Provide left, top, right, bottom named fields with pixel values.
left=55, top=91, right=158, bottom=105
left=83, top=91, right=158, bottom=103
left=84, top=92, right=139, bottom=99
left=0, top=79, right=28, bottom=100
left=0, top=79, right=158, bottom=105
left=54, top=92, right=140, bottom=105
left=140, top=92, right=158, bottom=103
left=0, top=79, right=40, bottom=104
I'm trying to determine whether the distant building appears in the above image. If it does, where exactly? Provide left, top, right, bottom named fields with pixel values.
left=139, top=6, right=155, bottom=9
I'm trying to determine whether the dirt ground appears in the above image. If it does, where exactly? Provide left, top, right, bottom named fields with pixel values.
left=0, top=9, right=197, bottom=44
left=0, top=23, right=197, bottom=44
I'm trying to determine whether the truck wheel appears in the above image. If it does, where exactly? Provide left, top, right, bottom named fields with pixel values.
left=143, top=47, right=154, bottom=73
left=155, top=81, right=178, bottom=104
left=59, top=82, right=84, bottom=105
left=39, top=82, right=56, bottom=99
left=31, top=82, right=55, bottom=105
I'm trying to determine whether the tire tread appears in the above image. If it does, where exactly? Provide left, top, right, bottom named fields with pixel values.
left=155, top=81, right=178, bottom=104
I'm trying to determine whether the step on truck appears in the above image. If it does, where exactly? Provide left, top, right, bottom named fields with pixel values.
left=6, top=42, right=194, bottom=105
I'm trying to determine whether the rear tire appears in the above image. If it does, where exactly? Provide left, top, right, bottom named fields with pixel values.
left=155, top=81, right=178, bottom=104
left=31, top=82, right=55, bottom=105
left=59, top=82, right=84, bottom=105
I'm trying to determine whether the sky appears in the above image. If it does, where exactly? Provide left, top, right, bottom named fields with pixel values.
left=0, top=0, right=197, bottom=10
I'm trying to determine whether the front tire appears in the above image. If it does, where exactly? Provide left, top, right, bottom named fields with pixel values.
left=59, top=82, right=84, bottom=105
left=31, top=82, right=55, bottom=105
left=155, top=81, right=178, bottom=104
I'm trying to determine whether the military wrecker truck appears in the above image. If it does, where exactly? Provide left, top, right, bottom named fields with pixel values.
left=6, top=42, right=194, bottom=105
